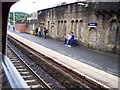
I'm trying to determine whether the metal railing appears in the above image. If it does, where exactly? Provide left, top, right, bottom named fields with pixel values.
left=1, top=53, right=30, bottom=89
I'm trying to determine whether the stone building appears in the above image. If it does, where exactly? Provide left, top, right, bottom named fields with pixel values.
left=37, top=2, right=120, bottom=53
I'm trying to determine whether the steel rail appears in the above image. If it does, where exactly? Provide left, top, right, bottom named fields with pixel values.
left=7, top=43, right=51, bottom=90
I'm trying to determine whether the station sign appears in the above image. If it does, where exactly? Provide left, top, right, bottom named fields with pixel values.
left=88, top=23, right=97, bottom=27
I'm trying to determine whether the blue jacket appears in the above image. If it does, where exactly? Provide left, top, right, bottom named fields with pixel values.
left=71, top=34, right=74, bottom=40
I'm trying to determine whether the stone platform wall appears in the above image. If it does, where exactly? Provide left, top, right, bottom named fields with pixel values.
left=37, top=2, right=120, bottom=53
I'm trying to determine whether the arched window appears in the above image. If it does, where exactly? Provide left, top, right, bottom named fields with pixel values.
left=71, top=20, right=74, bottom=33
left=61, top=20, right=63, bottom=23
left=57, top=20, right=60, bottom=36
left=80, top=20, right=83, bottom=23
left=79, top=19, right=84, bottom=40
left=88, top=27, right=97, bottom=45
left=74, top=20, right=78, bottom=37
left=47, top=21, right=49, bottom=31
left=63, top=20, right=67, bottom=36
left=109, top=20, right=118, bottom=45
left=60, top=20, right=63, bottom=36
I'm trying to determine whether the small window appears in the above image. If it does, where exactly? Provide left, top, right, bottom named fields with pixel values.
left=80, top=20, right=83, bottom=23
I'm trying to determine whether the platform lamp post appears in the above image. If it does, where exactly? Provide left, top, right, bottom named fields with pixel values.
left=27, top=17, right=31, bottom=31
left=12, top=12, right=16, bottom=31
left=13, top=12, right=16, bottom=25
left=32, top=1, right=36, bottom=31
left=32, top=1, right=38, bottom=32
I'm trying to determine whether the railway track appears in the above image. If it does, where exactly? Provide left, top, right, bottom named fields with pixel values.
left=7, top=35, right=109, bottom=90
left=7, top=41, right=64, bottom=89
left=7, top=44, right=50, bottom=89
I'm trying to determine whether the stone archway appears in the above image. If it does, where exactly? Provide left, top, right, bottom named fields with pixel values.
left=88, top=27, right=97, bottom=46
left=109, top=20, right=118, bottom=45
left=79, top=20, right=84, bottom=40
left=109, top=20, right=119, bottom=52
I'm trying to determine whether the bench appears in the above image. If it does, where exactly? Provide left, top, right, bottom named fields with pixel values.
left=64, top=38, right=77, bottom=47
left=72, top=38, right=77, bottom=47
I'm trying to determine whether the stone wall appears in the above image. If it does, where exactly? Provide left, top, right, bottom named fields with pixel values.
left=37, top=2, right=120, bottom=53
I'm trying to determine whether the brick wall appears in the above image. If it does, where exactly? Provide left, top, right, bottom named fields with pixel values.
left=15, top=24, right=26, bottom=32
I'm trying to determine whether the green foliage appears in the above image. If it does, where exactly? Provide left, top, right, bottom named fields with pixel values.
left=8, top=12, right=29, bottom=25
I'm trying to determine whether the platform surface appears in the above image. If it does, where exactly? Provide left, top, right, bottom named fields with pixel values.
left=7, top=31, right=119, bottom=89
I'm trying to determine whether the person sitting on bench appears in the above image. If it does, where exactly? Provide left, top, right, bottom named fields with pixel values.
left=65, top=32, right=74, bottom=47
left=64, top=34, right=69, bottom=45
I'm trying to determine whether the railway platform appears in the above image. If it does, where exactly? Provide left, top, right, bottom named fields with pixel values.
left=7, top=31, right=119, bottom=89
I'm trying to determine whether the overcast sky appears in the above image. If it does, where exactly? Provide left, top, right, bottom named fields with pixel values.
left=10, top=0, right=79, bottom=13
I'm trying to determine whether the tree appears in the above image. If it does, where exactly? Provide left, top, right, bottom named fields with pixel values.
left=8, top=12, right=29, bottom=24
